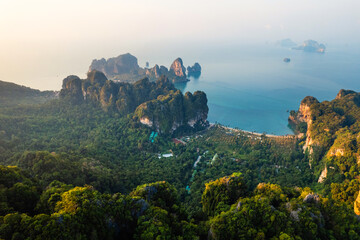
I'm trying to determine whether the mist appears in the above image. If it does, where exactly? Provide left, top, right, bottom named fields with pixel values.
left=0, top=0, right=359, bottom=90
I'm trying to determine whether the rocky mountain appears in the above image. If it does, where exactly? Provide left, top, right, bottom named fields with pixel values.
left=0, top=80, right=57, bottom=107
left=292, top=40, right=326, bottom=53
left=135, top=90, right=208, bottom=134
left=289, top=89, right=360, bottom=180
left=88, top=53, right=146, bottom=82
left=89, top=54, right=196, bottom=83
left=187, top=63, right=201, bottom=78
left=169, top=58, right=187, bottom=82
left=60, top=70, right=208, bottom=133
left=90, top=53, right=140, bottom=75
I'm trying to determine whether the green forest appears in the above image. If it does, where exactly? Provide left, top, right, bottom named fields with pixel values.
left=2, top=76, right=360, bottom=239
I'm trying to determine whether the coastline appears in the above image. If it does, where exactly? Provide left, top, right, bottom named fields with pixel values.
left=209, top=123, right=295, bottom=139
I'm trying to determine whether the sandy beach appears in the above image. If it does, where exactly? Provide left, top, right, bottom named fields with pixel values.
left=209, top=123, right=295, bottom=139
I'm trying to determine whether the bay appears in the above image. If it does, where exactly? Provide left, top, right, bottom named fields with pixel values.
left=173, top=44, right=360, bottom=135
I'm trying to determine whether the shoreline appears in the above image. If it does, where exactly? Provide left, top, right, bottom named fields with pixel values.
left=209, top=123, right=295, bottom=139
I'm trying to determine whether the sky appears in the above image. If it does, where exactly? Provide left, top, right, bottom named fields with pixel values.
left=0, top=0, right=359, bottom=90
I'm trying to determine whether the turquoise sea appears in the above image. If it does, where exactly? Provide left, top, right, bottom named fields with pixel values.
left=171, top=44, right=360, bottom=135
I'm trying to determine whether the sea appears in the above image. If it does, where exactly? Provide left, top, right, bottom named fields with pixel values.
left=167, top=44, right=360, bottom=135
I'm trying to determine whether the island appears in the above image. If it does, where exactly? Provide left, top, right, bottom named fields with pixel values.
left=283, top=58, right=291, bottom=63
left=187, top=62, right=202, bottom=78
left=292, top=40, right=326, bottom=53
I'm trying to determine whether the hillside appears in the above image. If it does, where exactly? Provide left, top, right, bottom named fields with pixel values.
left=290, top=90, right=360, bottom=171
left=0, top=80, right=57, bottom=107
left=290, top=89, right=360, bottom=214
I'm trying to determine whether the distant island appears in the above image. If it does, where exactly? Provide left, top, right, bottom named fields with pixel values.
left=89, top=53, right=201, bottom=83
left=292, top=40, right=326, bottom=53
left=187, top=63, right=201, bottom=78
left=283, top=58, right=291, bottom=63
left=277, top=38, right=297, bottom=47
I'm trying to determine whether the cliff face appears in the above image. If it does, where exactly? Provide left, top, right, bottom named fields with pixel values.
left=146, top=65, right=169, bottom=80
left=297, top=96, right=318, bottom=122
left=289, top=96, right=319, bottom=155
left=145, top=57, right=190, bottom=83
left=60, top=71, right=208, bottom=134
left=299, top=97, right=319, bottom=154
left=317, top=166, right=328, bottom=183
left=169, top=58, right=187, bottom=82
left=354, top=192, right=360, bottom=215
left=61, top=70, right=175, bottom=111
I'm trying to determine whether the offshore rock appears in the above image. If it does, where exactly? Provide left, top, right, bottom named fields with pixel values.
left=169, top=58, right=188, bottom=83
left=187, top=63, right=202, bottom=78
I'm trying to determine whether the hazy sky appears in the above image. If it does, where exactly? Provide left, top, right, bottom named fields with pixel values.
left=0, top=0, right=359, bottom=90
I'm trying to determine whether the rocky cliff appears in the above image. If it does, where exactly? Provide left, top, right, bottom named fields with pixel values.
left=289, top=89, right=360, bottom=175
left=89, top=54, right=193, bottom=83
left=145, top=65, right=169, bottom=80
left=134, top=90, right=208, bottom=134
left=289, top=96, right=319, bottom=154
left=89, top=53, right=145, bottom=81
left=60, top=70, right=208, bottom=134
left=354, top=192, right=360, bottom=215
left=169, top=58, right=187, bottom=82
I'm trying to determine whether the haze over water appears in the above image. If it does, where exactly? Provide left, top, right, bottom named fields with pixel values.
left=174, top=44, right=360, bottom=135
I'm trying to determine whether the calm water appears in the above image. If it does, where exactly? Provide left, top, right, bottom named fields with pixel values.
left=173, top=45, right=360, bottom=135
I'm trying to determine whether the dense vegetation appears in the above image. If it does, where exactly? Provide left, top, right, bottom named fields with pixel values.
left=2, top=167, right=360, bottom=239
left=1, top=79, right=360, bottom=239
